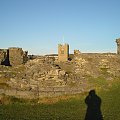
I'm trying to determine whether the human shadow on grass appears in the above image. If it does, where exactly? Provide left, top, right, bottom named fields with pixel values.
left=84, top=90, right=103, bottom=120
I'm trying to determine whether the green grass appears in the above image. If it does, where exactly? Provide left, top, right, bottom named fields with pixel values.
left=88, top=76, right=108, bottom=88
left=0, top=80, right=120, bottom=120
left=0, top=98, right=86, bottom=120
left=100, top=81, right=120, bottom=120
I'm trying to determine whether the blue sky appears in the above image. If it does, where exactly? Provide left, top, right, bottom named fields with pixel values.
left=0, top=0, right=120, bottom=55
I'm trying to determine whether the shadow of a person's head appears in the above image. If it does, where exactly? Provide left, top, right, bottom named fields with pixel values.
left=89, top=89, right=95, bottom=96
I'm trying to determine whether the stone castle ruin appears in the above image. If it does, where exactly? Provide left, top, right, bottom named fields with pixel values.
left=58, top=38, right=120, bottom=62
left=58, top=43, right=69, bottom=62
left=0, top=38, right=119, bottom=66
left=0, top=39, right=120, bottom=99
left=0, top=47, right=28, bottom=66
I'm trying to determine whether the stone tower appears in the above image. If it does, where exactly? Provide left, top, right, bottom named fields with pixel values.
left=9, top=47, right=28, bottom=66
left=116, top=38, right=120, bottom=54
left=58, top=43, right=69, bottom=62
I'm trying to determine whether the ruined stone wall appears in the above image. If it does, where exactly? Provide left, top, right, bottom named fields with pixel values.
left=23, top=51, right=28, bottom=63
left=0, top=49, right=7, bottom=65
left=9, top=47, right=28, bottom=66
left=0, top=50, right=5, bottom=64
left=58, top=44, right=69, bottom=62
left=74, top=50, right=81, bottom=55
left=116, top=38, right=120, bottom=54
left=73, top=53, right=120, bottom=77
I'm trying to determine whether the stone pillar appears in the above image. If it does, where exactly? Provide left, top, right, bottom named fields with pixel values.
left=116, top=38, right=120, bottom=54
left=58, top=43, right=69, bottom=62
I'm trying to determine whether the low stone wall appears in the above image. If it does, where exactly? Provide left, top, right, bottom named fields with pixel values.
left=0, top=87, right=83, bottom=99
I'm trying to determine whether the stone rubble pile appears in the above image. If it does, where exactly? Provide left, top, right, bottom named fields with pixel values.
left=7, top=57, right=67, bottom=92
left=0, top=54, right=120, bottom=98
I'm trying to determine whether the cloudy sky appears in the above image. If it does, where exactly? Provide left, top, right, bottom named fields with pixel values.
left=0, top=0, right=120, bottom=55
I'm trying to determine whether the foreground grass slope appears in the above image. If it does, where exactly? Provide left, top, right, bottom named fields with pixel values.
left=0, top=80, right=120, bottom=120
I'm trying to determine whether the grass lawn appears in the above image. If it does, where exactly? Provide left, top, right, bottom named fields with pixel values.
left=0, top=80, right=120, bottom=120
